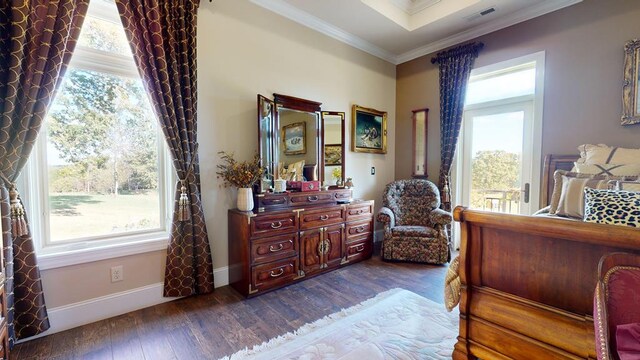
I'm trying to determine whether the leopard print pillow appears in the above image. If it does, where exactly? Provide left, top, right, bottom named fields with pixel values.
left=583, top=188, right=640, bottom=227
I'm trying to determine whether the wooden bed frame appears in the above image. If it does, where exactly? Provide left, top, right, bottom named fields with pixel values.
left=453, top=154, right=640, bottom=360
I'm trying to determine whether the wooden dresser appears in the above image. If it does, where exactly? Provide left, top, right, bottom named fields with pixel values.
left=228, top=189, right=374, bottom=297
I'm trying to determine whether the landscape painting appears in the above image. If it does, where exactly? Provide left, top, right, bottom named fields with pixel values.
left=352, top=105, right=387, bottom=154
left=282, top=122, right=306, bottom=155
left=324, top=144, right=342, bottom=165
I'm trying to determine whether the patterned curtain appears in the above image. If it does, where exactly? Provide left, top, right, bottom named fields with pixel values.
left=431, top=42, right=484, bottom=210
left=0, top=0, right=89, bottom=344
left=115, top=0, right=214, bottom=297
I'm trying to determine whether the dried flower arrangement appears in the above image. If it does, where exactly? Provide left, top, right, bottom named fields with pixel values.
left=216, top=151, right=264, bottom=188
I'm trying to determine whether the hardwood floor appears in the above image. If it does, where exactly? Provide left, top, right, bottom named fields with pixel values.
left=13, top=256, right=450, bottom=360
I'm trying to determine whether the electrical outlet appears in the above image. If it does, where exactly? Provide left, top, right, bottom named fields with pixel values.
left=111, top=265, right=123, bottom=283
left=371, top=167, right=376, bottom=175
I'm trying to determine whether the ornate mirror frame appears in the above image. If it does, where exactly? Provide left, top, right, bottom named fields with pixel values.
left=321, top=111, right=345, bottom=187
left=622, top=39, right=640, bottom=125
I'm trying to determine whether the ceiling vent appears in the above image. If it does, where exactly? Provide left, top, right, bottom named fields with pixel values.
left=464, top=6, right=497, bottom=22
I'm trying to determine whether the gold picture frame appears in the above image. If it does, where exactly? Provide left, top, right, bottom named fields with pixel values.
left=622, top=39, right=640, bottom=125
left=351, top=105, right=387, bottom=154
left=282, top=122, right=306, bottom=155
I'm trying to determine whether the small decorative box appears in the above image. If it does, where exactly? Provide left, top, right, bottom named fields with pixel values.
left=287, top=181, right=320, bottom=192
left=300, top=181, right=320, bottom=192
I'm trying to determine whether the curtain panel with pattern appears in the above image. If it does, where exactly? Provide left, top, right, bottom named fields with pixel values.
left=431, top=42, right=484, bottom=210
left=0, top=0, right=89, bottom=344
left=114, top=0, right=214, bottom=297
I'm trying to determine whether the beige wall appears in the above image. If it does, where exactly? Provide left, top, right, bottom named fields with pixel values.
left=396, top=0, right=640, bottom=183
left=40, top=0, right=396, bottom=308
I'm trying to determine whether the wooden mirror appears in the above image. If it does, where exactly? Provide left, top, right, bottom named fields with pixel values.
left=321, top=111, right=345, bottom=186
left=257, top=93, right=323, bottom=192
left=412, top=108, right=428, bottom=178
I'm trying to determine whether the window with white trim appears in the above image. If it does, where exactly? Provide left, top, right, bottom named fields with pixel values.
left=20, top=0, right=173, bottom=261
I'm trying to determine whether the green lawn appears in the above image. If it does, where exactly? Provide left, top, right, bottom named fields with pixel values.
left=49, top=191, right=161, bottom=242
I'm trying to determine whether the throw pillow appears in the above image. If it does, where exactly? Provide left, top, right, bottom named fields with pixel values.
left=555, top=176, right=611, bottom=218
left=444, top=255, right=460, bottom=312
left=549, top=170, right=639, bottom=214
left=574, top=163, right=640, bottom=177
left=583, top=188, right=640, bottom=227
left=618, top=181, right=640, bottom=192
left=617, top=323, right=640, bottom=360
left=577, top=144, right=640, bottom=165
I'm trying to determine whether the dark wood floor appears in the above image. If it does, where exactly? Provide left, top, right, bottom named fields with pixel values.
left=13, top=256, right=450, bottom=360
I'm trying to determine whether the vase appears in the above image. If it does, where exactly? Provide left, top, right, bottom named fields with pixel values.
left=237, top=187, right=254, bottom=211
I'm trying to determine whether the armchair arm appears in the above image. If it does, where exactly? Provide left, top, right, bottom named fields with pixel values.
left=376, top=207, right=396, bottom=228
left=429, top=208, right=452, bottom=226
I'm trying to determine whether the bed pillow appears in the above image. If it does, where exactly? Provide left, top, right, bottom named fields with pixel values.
left=555, top=175, right=612, bottom=218
left=574, top=163, right=640, bottom=177
left=549, top=170, right=640, bottom=214
left=618, top=181, right=640, bottom=192
left=577, top=144, right=640, bottom=165
left=584, top=188, right=640, bottom=227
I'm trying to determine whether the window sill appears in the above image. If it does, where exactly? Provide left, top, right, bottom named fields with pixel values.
left=37, top=237, right=168, bottom=271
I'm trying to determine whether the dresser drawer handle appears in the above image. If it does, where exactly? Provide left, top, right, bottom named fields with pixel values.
left=355, top=226, right=365, bottom=233
left=270, top=268, right=285, bottom=277
left=307, top=195, right=319, bottom=202
left=269, top=243, right=284, bottom=252
left=352, top=209, right=364, bottom=215
left=355, top=244, right=365, bottom=252
left=270, top=221, right=283, bottom=229
left=319, top=214, right=329, bottom=221
left=269, top=199, right=285, bottom=204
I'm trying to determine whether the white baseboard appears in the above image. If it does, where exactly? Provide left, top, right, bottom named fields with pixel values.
left=18, top=265, right=230, bottom=343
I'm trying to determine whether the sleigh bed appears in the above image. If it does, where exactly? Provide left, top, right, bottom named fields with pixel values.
left=453, top=154, right=640, bottom=359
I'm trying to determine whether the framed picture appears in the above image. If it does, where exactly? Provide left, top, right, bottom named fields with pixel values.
left=622, top=39, right=640, bottom=125
left=282, top=122, right=306, bottom=155
left=324, top=144, right=342, bottom=165
left=352, top=105, right=387, bottom=154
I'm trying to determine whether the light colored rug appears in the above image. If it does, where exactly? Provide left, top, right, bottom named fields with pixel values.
left=221, top=288, right=459, bottom=360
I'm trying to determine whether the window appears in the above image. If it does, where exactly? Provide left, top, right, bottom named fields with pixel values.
left=451, top=52, right=545, bottom=248
left=20, top=0, right=172, bottom=266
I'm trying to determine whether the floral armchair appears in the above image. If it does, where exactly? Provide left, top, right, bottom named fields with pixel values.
left=377, top=179, right=452, bottom=264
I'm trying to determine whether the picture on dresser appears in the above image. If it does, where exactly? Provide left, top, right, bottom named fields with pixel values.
left=282, top=122, right=306, bottom=155
left=324, top=144, right=342, bottom=166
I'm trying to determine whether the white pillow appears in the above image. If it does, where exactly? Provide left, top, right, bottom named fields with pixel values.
left=577, top=144, right=640, bottom=165
left=573, top=163, right=640, bottom=177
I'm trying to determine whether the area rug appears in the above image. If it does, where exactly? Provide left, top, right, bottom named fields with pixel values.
left=220, top=288, right=459, bottom=360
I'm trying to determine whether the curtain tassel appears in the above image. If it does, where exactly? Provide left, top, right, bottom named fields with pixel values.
left=178, top=182, right=191, bottom=222
left=9, top=187, right=28, bottom=237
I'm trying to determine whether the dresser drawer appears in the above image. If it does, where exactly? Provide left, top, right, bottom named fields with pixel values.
left=289, top=192, right=334, bottom=206
left=344, top=237, right=373, bottom=263
left=346, top=202, right=373, bottom=220
left=250, top=213, right=297, bottom=238
left=299, top=206, right=345, bottom=229
left=251, top=233, right=298, bottom=265
left=258, top=193, right=289, bottom=207
left=334, top=190, right=352, bottom=201
left=345, top=220, right=372, bottom=239
left=252, top=257, right=298, bottom=292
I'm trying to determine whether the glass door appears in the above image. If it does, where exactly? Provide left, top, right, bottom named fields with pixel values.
left=460, top=101, right=534, bottom=215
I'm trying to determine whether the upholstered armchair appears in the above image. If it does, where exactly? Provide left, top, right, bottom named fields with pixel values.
left=594, top=252, right=640, bottom=360
left=376, top=179, right=452, bottom=264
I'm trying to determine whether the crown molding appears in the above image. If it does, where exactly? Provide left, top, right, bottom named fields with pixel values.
left=394, top=0, right=583, bottom=64
left=250, top=0, right=583, bottom=65
left=249, top=0, right=397, bottom=64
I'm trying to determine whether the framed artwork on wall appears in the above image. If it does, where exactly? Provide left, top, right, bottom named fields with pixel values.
left=282, top=122, right=306, bottom=155
left=351, top=105, right=387, bottom=154
left=622, top=39, right=640, bottom=125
